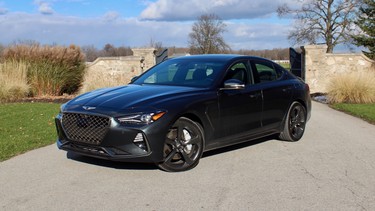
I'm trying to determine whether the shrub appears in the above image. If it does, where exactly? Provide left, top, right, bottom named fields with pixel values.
left=1, top=44, right=85, bottom=96
left=327, top=72, right=375, bottom=104
left=0, top=61, right=30, bottom=103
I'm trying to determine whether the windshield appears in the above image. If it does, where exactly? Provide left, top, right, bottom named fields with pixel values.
left=132, top=58, right=226, bottom=87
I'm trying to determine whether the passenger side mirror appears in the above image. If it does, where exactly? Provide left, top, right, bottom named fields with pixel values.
left=222, top=79, right=245, bottom=90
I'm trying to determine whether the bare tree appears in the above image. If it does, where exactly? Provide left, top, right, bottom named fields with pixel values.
left=82, top=44, right=133, bottom=62
left=81, top=45, right=100, bottom=62
left=149, top=38, right=164, bottom=53
left=103, top=43, right=117, bottom=56
left=278, top=0, right=362, bottom=53
left=188, top=14, right=231, bottom=54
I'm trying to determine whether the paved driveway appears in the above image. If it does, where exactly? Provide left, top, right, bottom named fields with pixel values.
left=1, top=102, right=375, bottom=210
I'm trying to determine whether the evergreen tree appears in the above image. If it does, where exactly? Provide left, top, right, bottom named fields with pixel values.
left=352, top=0, right=375, bottom=60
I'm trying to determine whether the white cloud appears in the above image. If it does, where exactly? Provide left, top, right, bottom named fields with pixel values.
left=226, top=21, right=291, bottom=49
left=34, top=0, right=55, bottom=15
left=140, top=0, right=293, bottom=21
left=0, top=7, right=8, bottom=15
left=103, top=11, right=120, bottom=22
left=0, top=12, right=291, bottom=50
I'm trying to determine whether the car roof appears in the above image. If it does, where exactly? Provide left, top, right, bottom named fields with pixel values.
left=169, top=54, right=271, bottom=63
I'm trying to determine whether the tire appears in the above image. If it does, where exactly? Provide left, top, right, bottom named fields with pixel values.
left=158, top=117, right=204, bottom=172
left=279, top=101, right=307, bottom=142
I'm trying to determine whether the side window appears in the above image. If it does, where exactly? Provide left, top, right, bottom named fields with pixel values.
left=253, top=60, right=282, bottom=83
left=275, top=65, right=285, bottom=78
left=224, top=62, right=252, bottom=85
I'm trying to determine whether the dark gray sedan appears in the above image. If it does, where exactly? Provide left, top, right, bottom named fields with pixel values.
left=56, top=54, right=311, bottom=172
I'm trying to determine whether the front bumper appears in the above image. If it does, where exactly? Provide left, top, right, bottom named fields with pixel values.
left=55, top=113, right=167, bottom=163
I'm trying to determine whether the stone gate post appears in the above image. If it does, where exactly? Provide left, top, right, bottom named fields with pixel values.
left=132, top=48, right=157, bottom=72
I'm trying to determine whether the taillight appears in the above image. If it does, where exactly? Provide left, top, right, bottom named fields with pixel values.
left=305, top=83, right=310, bottom=93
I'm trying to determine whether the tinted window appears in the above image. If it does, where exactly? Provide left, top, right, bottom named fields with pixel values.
left=253, top=60, right=282, bottom=83
left=224, top=61, right=252, bottom=85
left=134, top=59, right=225, bottom=87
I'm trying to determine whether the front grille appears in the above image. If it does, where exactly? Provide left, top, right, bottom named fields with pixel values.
left=61, top=113, right=111, bottom=145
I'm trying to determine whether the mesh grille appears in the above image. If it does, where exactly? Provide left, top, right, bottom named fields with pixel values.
left=61, top=113, right=110, bottom=145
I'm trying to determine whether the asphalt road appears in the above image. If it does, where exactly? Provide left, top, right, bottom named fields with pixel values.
left=1, top=102, right=375, bottom=210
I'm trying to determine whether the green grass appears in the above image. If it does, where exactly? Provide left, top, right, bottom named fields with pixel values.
left=332, top=103, right=375, bottom=124
left=0, top=103, right=60, bottom=161
left=278, top=62, right=290, bottom=70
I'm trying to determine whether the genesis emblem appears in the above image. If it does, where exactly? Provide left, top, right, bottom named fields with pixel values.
left=83, top=106, right=96, bottom=110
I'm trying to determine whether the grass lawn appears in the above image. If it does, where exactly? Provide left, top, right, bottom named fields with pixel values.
left=332, top=103, right=375, bottom=124
left=0, top=103, right=60, bottom=161
left=278, top=63, right=290, bottom=70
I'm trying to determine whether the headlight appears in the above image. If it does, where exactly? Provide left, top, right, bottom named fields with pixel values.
left=117, top=111, right=166, bottom=125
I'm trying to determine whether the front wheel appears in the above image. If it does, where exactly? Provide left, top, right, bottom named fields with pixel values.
left=279, top=102, right=307, bottom=142
left=158, top=117, right=204, bottom=172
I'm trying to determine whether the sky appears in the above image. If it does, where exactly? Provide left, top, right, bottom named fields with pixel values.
left=0, top=0, right=304, bottom=50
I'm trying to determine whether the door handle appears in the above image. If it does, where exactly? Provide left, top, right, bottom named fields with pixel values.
left=282, top=87, right=292, bottom=92
left=249, top=93, right=261, bottom=98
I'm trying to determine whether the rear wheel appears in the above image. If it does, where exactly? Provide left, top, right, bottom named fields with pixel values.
left=279, top=102, right=307, bottom=142
left=158, top=117, right=204, bottom=172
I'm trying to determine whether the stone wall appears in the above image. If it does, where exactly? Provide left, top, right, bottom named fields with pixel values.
left=302, top=45, right=374, bottom=93
left=85, top=48, right=156, bottom=84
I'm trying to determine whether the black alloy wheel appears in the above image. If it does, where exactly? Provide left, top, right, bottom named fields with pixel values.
left=279, top=101, right=307, bottom=142
left=158, top=117, right=204, bottom=172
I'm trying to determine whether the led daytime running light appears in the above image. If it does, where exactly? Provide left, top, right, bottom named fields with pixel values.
left=118, top=111, right=166, bottom=124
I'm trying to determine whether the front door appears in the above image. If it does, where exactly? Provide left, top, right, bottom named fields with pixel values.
left=216, top=61, right=262, bottom=144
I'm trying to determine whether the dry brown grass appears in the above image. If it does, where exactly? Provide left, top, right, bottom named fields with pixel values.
left=327, top=72, right=375, bottom=104
left=80, top=70, right=130, bottom=94
left=0, top=61, right=30, bottom=103
left=2, top=44, right=85, bottom=96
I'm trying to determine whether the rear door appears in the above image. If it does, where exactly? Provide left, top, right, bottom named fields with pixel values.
left=250, top=59, right=293, bottom=129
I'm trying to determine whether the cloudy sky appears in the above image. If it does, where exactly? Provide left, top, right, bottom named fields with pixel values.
left=0, top=0, right=300, bottom=50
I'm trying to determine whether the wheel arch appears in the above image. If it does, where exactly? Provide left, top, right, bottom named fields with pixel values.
left=179, top=112, right=210, bottom=148
left=181, top=113, right=204, bottom=129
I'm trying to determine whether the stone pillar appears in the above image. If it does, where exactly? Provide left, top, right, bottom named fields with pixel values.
left=132, top=48, right=157, bottom=72
left=301, top=45, right=328, bottom=93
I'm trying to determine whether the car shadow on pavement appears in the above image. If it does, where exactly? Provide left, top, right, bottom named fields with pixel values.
left=65, top=135, right=277, bottom=171
left=66, top=152, right=158, bottom=170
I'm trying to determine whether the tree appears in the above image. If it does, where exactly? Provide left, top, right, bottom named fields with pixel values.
left=0, top=43, right=5, bottom=56
left=149, top=38, right=164, bottom=53
left=81, top=45, right=100, bottom=62
left=188, top=14, right=230, bottom=54
left=103, top=43, right=116, bottom=56
left=278, top=0, right=362, bottom=53
left=352, top=0, right=375, bottom=60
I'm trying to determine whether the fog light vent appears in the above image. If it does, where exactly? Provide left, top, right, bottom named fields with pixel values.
left=133, top=133, right=148, bottom=152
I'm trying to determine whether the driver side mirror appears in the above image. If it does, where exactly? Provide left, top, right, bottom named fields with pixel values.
left=221, top=79, right=245, bottom=90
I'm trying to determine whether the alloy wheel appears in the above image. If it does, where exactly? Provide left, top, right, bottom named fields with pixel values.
left=158, top=117, right=204, bottom=172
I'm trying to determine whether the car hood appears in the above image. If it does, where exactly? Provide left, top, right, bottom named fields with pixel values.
left=64, top=84, right=206, bottom=113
